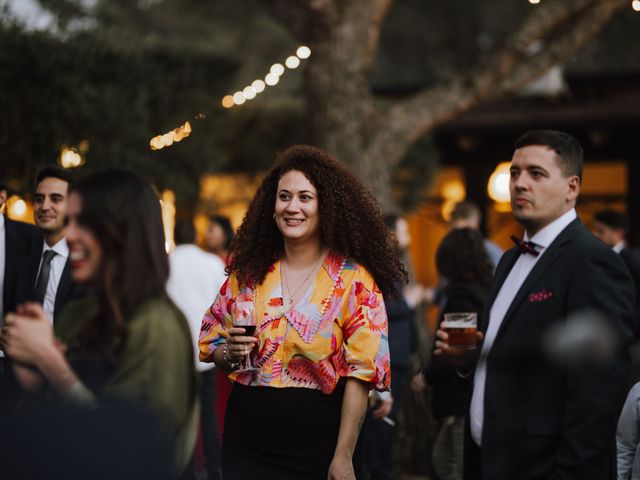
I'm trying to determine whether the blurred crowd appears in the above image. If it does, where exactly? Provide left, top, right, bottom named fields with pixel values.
left=0, top=130, right=638, bottom=480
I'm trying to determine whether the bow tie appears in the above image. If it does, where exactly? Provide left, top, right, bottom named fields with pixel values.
left=511, top=235, right=540, bottom=257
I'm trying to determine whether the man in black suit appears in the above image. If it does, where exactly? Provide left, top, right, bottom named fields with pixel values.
left=592, top=209, right=640, bottom=388
left=436, top=130, right=635, bottom=480
left=0, top=177, right=42, bottom=383
left=14, top=166, right=83, bottom=324
left=0, top=177, right=42, bottom=322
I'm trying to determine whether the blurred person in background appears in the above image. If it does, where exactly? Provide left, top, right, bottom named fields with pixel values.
left=617, top=381, right=640, bottom=480
left=204, top=215, right=234, bottom=265
left=167, top=219, right=227, bottom=480
left=1, top=168, right=198, bottom=479
left=360, top=214, right=421, bottom=480
left=199, top=145, right=405, bottom=480
left=421, top=228, right=492, bottom=480
left=592, top=210, right=640, bottom=330
left=203, top=214, right=236, bottom=436
left=449, top=201, right=503, bottom=271
left=424, top=201, right=502, bottom=308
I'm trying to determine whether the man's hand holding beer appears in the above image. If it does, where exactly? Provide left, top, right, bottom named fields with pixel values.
left=433, top=328, right=484, bottom=368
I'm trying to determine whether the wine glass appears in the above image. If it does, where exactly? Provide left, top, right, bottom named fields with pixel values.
left=232, top=301, right=258, bottom=372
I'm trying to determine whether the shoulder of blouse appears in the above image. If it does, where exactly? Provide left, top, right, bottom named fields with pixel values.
left=341, top=257, right=378, bottom=292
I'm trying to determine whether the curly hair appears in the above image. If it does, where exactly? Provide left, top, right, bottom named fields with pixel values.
left=228, top=145, right=407, bottom=296
left=436, top=228, right=493, bottom=289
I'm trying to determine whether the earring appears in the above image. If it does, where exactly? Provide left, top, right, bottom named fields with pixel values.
left=273, top=213, right=276, bottom=221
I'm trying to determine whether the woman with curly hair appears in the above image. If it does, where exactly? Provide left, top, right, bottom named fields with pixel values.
left=423, top=227, right=492, bottom=480
left=199, top=145, right=405, bottom=480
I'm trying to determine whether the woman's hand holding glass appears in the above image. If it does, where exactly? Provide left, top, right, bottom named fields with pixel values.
left=228, top=326, right=258, bottom=371
left=230, top=301, right=259, bottom=371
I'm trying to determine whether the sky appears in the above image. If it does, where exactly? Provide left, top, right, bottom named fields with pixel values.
left=1, top=0, right=98, bottom=31
left=1, top=0, right=56, bottom=30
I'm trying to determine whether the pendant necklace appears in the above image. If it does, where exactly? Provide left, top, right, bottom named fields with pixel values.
left=281, top=253, right=324, bottom=310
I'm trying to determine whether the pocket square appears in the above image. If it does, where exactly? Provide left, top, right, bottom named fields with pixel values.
left=528, top=290, right=554, bottom=302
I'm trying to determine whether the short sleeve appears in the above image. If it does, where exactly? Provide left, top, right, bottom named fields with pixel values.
left=198, top=276, right=236, bottom=362
left=339, top=267, right=391, bottom=391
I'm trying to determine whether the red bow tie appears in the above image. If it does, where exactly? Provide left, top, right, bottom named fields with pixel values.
left=511, top=235, right=540, bottom=256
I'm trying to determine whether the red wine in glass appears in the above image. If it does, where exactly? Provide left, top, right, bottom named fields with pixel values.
left=238, top=325, right=256, bottom=336
left=232, top=301, right=258, bottom=371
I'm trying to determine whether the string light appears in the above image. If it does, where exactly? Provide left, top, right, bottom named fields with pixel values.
left=285, top=56, right=300, bottom=69
left=150, top=121, right=192, bottom=151
left=296, top=46, right=311, bottom=59
left=232, top=91, right=246, bottom=104
left=529, top=0, right=541, bottom=4
left=632, top=0, right=640, bottom=11
left=243, top=86, right=257, bottom=99
left=265, top=73, right=279, bottom=86
left=221, top=45, right=312, bottom=109
left=487, top=162, right=511, bottom=203
left=59, top=144, right=88, bottom=169
left=221, top=95, right=234, bottom=108
left=8, top=196, right=27, bottom=219
left=252, top=80, right=265, bottom=93
left=270, top=63, right=285, bottom=77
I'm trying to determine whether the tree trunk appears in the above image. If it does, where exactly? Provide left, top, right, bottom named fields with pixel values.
left=281, top=0, right=628, bottom=210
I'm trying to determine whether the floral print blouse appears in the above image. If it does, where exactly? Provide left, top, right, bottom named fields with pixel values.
left=199, top=252, right=391, bottom=394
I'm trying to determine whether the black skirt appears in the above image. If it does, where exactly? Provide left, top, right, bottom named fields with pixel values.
left=222, top=382, right=356, bottom=480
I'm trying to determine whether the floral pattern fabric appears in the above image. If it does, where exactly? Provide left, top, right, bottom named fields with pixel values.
left=199, top=252, right=391, bottom=394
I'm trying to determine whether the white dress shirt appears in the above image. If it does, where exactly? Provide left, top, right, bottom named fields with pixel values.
left=167, top=244, right=227, bottom=372
left=37, top=238, right=69, bottom=324
left=470, top=208, right=577, bottom=446
left=614, top=241, right=626, bottom=254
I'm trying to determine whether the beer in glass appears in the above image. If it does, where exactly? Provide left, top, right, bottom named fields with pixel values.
left=442, top=312, right=478, bottom=349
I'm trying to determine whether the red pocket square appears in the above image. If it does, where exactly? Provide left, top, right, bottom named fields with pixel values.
left=528, top=290, right=554, bottom=302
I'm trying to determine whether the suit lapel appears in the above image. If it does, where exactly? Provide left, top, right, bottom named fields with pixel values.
left=27, top=246, right=43, bottom=295
left=495, top=218, right=582, bottom=340
left=482, top=249, right=519, bottom=333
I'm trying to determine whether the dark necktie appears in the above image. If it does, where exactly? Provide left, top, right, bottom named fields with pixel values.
left=510, top=235, right=540, bottom=257
left=33, top=250, right=57, bottom=304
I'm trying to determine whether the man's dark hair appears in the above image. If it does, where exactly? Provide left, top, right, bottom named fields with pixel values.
left=35, top=165, right=74, bottom=190
left=594, top=209, right=629, bottom=233
left=174, top=219, right=196, bottom=245
left=209, top=215, right=234, bottom=251
left=514, top=130, right=584, bottom=182
left=0, top=174, right=6, bottom=193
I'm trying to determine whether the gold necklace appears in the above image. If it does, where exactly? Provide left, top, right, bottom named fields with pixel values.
left=281, top=254, right=324, bottom=309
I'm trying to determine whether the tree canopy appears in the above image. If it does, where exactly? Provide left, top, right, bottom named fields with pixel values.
left=1, top=0, right=637, bottom=211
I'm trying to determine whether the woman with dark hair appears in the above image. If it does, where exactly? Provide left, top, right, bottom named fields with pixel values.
left=199, top=145, right=405, bottom=480
left=423, top=227, right=492, bottom=480
left=1, top=169, right=198, bottom=478
left=205, top=215, right=234, bottom=264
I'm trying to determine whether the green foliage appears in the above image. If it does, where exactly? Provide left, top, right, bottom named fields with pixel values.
left=0, top=25, right=238, bottom=208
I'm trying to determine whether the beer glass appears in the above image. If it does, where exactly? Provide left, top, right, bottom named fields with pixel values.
left=442, top=312, right=478, bottom=349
